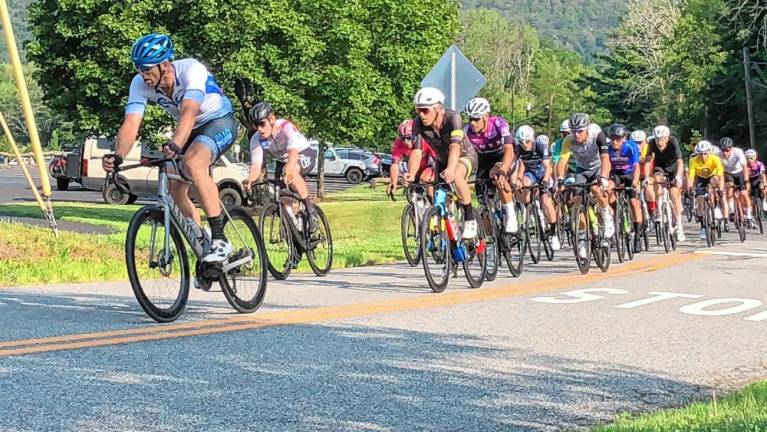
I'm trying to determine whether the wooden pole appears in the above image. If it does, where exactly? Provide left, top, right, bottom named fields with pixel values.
left=743, top=46, right=757, bottom=150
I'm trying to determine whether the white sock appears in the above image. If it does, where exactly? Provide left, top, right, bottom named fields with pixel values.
left=504, top=202, right=516, bottom=218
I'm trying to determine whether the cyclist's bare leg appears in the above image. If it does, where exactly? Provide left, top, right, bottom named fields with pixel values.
left=739, top=188, right=751, bottom=217
left=287, top=164, right=309, bottom=200
left=669, top=185, right=683, bottom=225
left=542, top=192, right=557, bottom=224
left=454, top=163, right=471, bottom=205
left=421, top=168, right=436, bottom=199
left=184, top=142, right=220, bottom=218
left=517, top=175, right=533, bottom=205
left=645, top=178, right=656, bottom=209
left=723, top=183, right=732, bottom=218
left=630, top=197, right=642, bottom=223
left=169, top=180, right=201, bottom=225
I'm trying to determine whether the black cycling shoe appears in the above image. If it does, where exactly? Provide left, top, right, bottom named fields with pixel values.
left=194, top=276, right=213, bottom=291
left=307, top=210, right=320, bottom=234
left=633, top=237, right=642, bottom=254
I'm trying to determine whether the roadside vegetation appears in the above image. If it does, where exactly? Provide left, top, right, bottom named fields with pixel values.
left=594, top=381, right=767, bottom=431
left=0, top=185, right=402, bottom=286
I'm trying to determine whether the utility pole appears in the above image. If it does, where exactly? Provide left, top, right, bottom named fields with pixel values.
left=743, top=46, right=757, bottom=150
left=547, top=94, right=554, bottom=137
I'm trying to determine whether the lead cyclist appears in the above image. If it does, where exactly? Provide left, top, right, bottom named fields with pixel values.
left=103, top=33, right=239, bottom=263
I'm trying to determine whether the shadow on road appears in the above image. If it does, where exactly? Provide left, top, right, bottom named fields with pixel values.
left=0, top=322, right=708, bottom=431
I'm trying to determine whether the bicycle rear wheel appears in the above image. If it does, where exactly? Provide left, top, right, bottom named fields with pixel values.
left=736, top=202, right=746, bottom=242
left=125, top=206, right=190, bottom=323
left=401, top=204, right=421, bottom=266
left=259, top=203, right=294, bottom=280
left=756, top=201, right=764, bottom=235
left=421, top=207, right=451, bottom=292
left=220, top=207, right=268, bottom=313
left=480, top=205, right=498, bottom=281
left=306, top=206, right=334, bottom=276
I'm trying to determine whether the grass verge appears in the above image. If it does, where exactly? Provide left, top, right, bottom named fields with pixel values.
left=0, top=184, right=404, bottom=286
left=594, top=380, right=767, bottom=431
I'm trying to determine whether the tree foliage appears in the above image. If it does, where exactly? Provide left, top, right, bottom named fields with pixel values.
left=27, top=0, right=459, bottom=150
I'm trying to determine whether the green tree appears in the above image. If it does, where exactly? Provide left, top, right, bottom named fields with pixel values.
left=27, top=0, right=459, bottom=151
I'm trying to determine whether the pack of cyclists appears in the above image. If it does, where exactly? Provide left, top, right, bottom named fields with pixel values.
left=390, top=87, right=767, bottom=279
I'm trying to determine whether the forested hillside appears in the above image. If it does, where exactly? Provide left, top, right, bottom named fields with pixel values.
left=461, top=0, right=625, bottom=59
left=0, top=0, right=33, bottom=62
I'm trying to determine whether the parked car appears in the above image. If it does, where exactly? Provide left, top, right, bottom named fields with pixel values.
left=335, top=148, right=382, bottom=179
left=376, top=153, right=393, bottom=176
left=309, top=145, right=370, bottom=184
left=51, top=137, right=251, bottom=206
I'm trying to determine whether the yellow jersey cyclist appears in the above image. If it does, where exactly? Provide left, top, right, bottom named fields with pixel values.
left=719, top=137, right=752, bottom=225
left=103, top=33, right=239, bottom=263
left=513, top=126, right=560, bottom=249
left=463, top=97, right=518, bottom=233
left=244, top=101, right=320, bottom=232
left=643, top=125, right=685, bottom=242
left=405, top=87, right=479, bottom=239
left=687, top=140, right=724, bottom=239
left=556, top=112, right=613, bottom=259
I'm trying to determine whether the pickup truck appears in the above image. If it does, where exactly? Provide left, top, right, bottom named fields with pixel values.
left=49, top=137, right=250, bottom=206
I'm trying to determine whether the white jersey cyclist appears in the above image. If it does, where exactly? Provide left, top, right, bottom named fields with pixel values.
left=722, top=146, right=747, bottom=174
left=249, top=118, right=312, bottom=169
left=126, top=58, right=233, bottom=129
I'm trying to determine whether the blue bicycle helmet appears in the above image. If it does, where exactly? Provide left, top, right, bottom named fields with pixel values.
left=131, top=34, right=174, bottom=67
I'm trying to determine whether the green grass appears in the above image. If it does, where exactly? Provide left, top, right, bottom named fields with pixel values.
left=0, top=184, right=405, bottom=286
left=594, top=381, right=767, bottom=431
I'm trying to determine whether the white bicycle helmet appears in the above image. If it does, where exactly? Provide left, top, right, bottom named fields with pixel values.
left=746, top=149, right=757, bottom=158
left=653, top=125, right=671, bottom=138
left=695, top=140, right=713, bottom=154
left=464, top=97, right=490, bottom=118
left=559, top=119, right=571, bottom=133
left=630, top=130, right=646, bottom=142
left=413, top=87, right=445, bottom=107
left=515, top=125, right=535, bottom=143
left=535, top=135, right=549, bottom=148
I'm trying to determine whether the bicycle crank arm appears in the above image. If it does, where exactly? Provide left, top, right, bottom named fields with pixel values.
left=221, top=255, right=253, bottom=272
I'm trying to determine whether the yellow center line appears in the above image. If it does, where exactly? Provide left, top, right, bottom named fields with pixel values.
left=0, top=252, right=704, bottom=357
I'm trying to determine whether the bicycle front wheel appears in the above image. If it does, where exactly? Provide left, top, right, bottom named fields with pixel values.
left=220, top=207, right=268, bottom=313
left=421, top=207, right=451, bottom=293
left=572, top=203, right=591, bottom=275
left=525, top=204, right=542, bottom=264
left=462, top=208, right=487, bottom=288
left=401, top=204, right=421, bottom=266
left=480, top=205, right=498, bottom=281
left=259, top=203, right=294, bottom=280
left=125, top=206, right=190, bottom=323
left=307, top=206, right=334, bottom=276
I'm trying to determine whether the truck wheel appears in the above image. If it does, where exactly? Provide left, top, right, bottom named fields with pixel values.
left=345, top=167, right=364, bottom=184
left=103, top=182, right=131, bottom=205
left=219, top=187, right=242, bottom=208
left=56, top=178, right=70, bottom=191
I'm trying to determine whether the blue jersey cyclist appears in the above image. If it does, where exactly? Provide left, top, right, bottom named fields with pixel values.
left=464, top=97, right=518, bottom=233
left=606, top=123, right=643, bottom=253
left=513, top=126, right=560, bottom=250
left=103, top=34, right=239, bottom=264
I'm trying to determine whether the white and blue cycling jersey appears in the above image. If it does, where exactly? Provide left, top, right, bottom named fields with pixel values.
left=125, top=59, right=232, bottom=129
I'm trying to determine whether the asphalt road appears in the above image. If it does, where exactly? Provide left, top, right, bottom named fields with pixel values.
left=0, top=165, right=358, bottom=207
left=1, top=222, right=766, bottom=430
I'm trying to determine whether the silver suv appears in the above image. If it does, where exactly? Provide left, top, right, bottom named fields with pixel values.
left=310, top=145, right=373, bottom=184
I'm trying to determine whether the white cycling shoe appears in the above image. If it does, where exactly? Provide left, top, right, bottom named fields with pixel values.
left=462, top=220, right=478, bottom=239
left=551, top=234, right=561, bottom=251
left=203, top=239, right=233, bottom=263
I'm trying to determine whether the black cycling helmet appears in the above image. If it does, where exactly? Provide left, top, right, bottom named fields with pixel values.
left=569, top=112, right=590, bottom=129
left=248, top=101, right=273, bottom=124
left=719, top=136, right=734, bottom=149
left=608, top=123, right=628, bottom=138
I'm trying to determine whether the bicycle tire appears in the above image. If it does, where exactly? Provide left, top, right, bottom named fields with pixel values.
left=480, top=206, right=498, bottom=281
left=736, top=202, right=746, bottom=242
left=306, top=206, right=334, bottom=276
left=669, top=206, right=677, bottom=251
left=259, top=203, right=294, bottom=280
left=572, top=203, right=591, bottom=275
left=615, top=199, right=626, bottom=263
left=421, top=207, right=451, bottom=292
left=219, top=207, right=268, bottom=313
left=526, top=204, right=542, bottom=264
left=622, top=198, right=635, bottom=260
left=757, top=203, right=764, bottom=235
left=401, top=203, right=421, bottom=266
left=462, top=208, right=487, bottom=288
left=125, top=205, right=190, bottom=323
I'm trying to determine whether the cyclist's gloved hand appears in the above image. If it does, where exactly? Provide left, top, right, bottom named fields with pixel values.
left=103, top=154, right=123, bottom=173
left=162, top=140, right=182, bottom=158
left=563, top=177, right=576, bottom=186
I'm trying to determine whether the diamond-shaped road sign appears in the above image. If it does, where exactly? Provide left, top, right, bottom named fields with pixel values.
left=420, top=45, right=486, bottom=112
